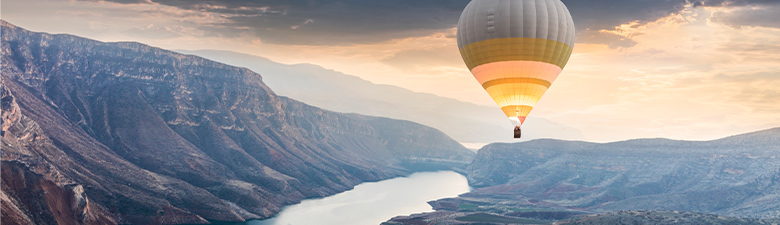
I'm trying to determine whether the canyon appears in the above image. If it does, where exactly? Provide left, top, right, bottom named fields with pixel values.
left=0, top=21, right=473, bottom=225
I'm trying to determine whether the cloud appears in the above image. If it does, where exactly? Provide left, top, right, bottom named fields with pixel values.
left=101, top=0, right=471, bottom=45
left=561, top=0, right=780, bottom=47
left=123, top=24, right=184, bottom=38
left=713, top=72, right=780, bottom=83
left=79, top=0, right=151, bottom=3
left=710, top=4, right=780, bottom=29
left=66, top=0, right=780, bottom=46
left=290, top=19, right=314, bottom=30
left=562, top=0, right=688, bottom=31
left=71, top=0, right=690, bottom=46
left=734, top=86, right=780, bottom=112
left=710, top=72, right=780, bottom=113
left=380, top=37, right=464, bottom=74
left=699, top=0, right=780, bottom=7
left=577, top=29, right=638, bottom=48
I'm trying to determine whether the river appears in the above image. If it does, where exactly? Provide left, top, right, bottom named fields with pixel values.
left=244, top=171, right=470, bottom=225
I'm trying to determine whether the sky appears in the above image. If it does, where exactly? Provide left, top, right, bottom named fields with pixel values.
left=2, top=0, right=779, bottom=142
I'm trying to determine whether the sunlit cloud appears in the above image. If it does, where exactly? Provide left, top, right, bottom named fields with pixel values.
left=290, top=19, right=314, bottom=30
left=535, top=4, right=780, bottom=141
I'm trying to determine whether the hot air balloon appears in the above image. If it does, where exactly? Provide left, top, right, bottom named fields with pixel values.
left=457, top=0, right=575, bottom=138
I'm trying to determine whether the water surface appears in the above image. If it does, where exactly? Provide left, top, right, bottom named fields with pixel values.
left=246, top=171, right=470, bottom=225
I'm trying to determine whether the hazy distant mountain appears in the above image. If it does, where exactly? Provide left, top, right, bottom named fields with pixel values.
left=177, top=50, right=585, bottom=145
left=0, top=21, right=472, bottom=225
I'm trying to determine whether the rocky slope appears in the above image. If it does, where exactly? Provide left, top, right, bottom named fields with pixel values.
left=385, top=128, right=780, bottom=224
left=0, top=20, right=473, bottom=225
left=467, top=128, right=780, bottom=218
left=555, top=210, right=780, bottom=225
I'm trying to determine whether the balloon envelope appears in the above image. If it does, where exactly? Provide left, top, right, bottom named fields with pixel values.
left=457, top=0, right=575, bottom=125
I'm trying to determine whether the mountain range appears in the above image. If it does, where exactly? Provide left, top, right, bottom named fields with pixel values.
left=176, top=50, right=586, bottom=146
left=0, top=21, right=473, bottom=225
left=385, top=127, right=780, bottom=224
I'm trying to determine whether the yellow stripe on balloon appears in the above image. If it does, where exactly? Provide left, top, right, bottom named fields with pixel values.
left=481, top=77, right=552, bottom=89
left=501, top=105, right=534, bottom=118
left=460, top=37, right=573, bottom=70
left=484, top=83, right=548, bottom=107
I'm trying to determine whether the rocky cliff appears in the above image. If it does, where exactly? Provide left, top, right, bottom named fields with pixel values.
left=0, top=20, right=473, bottom=224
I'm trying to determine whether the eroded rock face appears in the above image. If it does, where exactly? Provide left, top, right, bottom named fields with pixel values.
left=1, top=20, right=473, bottom=224
left=1, top=162, right=117, bottom=225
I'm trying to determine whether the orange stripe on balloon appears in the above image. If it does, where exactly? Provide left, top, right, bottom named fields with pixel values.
left=470, top=61, right=562, bottom=85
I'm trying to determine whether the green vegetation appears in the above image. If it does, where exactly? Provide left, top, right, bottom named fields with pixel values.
left=508, top=207, right=558, bottom=212
left=455, top=213, right=550, bottom=224
left=559, top=210, right=780, bottom=225
left=458, top=203, right=480, bottom=210
left=509, top=207, right=538, bottom=212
